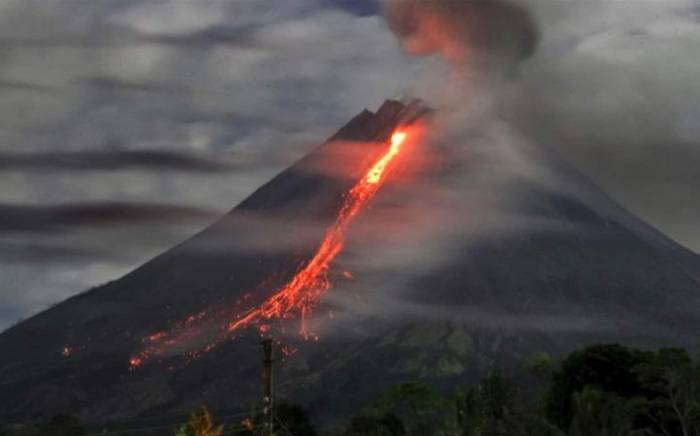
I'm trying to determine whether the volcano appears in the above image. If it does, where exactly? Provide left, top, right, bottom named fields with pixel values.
left=1, top=100, right=700, bottom=427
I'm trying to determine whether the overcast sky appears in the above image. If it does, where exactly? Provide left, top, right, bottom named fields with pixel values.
left=1, top=0, right=699, bottom=330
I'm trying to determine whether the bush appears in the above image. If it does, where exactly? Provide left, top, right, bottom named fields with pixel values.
left=175, top=406, right=223, bottom=436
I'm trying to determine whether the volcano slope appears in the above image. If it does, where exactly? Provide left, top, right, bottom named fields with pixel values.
left=1, top=100, right=700, bottom=426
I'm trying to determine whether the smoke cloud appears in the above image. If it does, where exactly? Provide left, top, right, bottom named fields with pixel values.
left=384, top=0, right=700, bottom=255
left=306, top=0, right=700, bottom=339
left=384, top=0, right=538, bottom=76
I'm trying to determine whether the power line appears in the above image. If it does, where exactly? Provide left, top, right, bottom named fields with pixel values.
left=84, top=421, right=250, bottom=436
left=87, top=406, right=254, bottom=427
left=84, top=410, right=256, bottom=435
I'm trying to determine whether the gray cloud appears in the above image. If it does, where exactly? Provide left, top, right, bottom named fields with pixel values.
left=0, top=150, right=239, bottom=172
left=77, top=76, right=184, bottom=94
left=0, top=202, right=217, bottom=234
left=0, top=242, right=100, bottom=264
left=0, top=79, right=53, bottom=92
left=0, top=201, right=217, bottom=275
left=139, top=25, right=260, bottom=48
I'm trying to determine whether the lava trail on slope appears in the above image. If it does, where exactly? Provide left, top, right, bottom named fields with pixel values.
left=130, top=130, right=411, bottom=368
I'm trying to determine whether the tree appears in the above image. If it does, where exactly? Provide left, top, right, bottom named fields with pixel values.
left=523, top=418, right=567, bottom=436
left=368, top=382, right=458, bottom=436
left=568, top=387, right=644, bottom=436
left=544, top=344, right=653, bottom=429
left=526, top=353, right=559, bottom=383
left=458, top=370, right=528, bottom=436
left=227, top=402, right=316, bottom=436
left=635, top=348, right=700, bottom=436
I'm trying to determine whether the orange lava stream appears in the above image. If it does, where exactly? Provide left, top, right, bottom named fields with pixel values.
left=130, top=131, right=407, bottom=368
left=227, top=131, right=407, bottom=336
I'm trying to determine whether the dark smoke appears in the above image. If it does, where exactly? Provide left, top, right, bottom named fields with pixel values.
left=384, top=0, right=538, bottom=74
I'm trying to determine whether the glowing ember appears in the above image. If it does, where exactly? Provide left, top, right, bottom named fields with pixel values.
left=129, top=357, right=142, bottom=369
left=130, top=130, right=409, bottom=368
left=280, top=345, right=298, bottom=357
left=147, top=331, right=166, bottom=342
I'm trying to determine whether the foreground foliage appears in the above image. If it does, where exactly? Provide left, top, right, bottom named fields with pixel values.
left=174, top=406, right=223, bottom=436
left=339, top=344, right=700, bottom=436
left=2, top=344, right=699, bottom=436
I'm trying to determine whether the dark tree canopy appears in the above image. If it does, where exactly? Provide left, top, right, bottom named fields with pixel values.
left=544, top=344, right=653, bottom=428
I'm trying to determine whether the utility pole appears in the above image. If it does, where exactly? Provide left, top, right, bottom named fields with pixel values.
left=260, top=338, right=275, bottom=436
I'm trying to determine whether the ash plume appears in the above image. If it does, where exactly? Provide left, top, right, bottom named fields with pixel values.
left=304, top=0, right=628, bottom=337
left=384, top=0, right=538, bottom=76
left=384, top=0, right=700, bottom=254
left=323, top=0, right=700, bottom=340
left=378, top=0, right=554, bottom=247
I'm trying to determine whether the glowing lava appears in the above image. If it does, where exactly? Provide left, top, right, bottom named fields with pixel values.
left=227, top=131, right=408, bottom=336
left=131, top=130, right=409, bottom=368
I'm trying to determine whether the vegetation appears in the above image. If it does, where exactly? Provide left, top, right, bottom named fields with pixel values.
left=225, top=401, right=317, bottom=436
left=174, top=406, right=223, bottom=436
left=544, top=345, right=700, bottom=436
left=339, top=344, right=700, bottom=436
left=344, top=382, right=458, bottom=435
left=458, top=370, right=530, bottom=435
left=2, top=344, right=699, bottom=436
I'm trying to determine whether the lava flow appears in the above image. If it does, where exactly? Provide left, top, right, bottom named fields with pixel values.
left=130, top=130, right=408, bottom=368
left=226, top=130, right=407, bottom=335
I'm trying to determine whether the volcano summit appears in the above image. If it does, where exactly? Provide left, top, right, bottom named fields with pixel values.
left=1, top=100, right=699, bottom=425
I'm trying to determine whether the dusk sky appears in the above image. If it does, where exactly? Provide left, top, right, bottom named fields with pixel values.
left=1, top=0, right=699, bottom=330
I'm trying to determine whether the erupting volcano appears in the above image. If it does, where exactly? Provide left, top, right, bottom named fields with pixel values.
left=130, top=130, right=412, bottom=368
left=2, top=100, right=700, bottom=425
